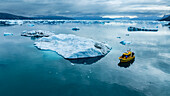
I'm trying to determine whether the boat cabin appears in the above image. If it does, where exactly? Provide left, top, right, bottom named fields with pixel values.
left=121, top=51, right=134, bottom=58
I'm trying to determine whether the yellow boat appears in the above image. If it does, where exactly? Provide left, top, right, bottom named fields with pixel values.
left=119, top=51, right=135, bottom=62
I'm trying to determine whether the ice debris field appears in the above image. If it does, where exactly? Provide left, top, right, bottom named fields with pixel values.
left=2, top=20, right=169, bottom=60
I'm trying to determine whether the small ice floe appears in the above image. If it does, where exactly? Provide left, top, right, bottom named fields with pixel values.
left=34, top=34, right=112, bottom=59
left=120, top=40, right=131, bottom=45
left=128, top=26, right=158, bottom=32
left=72, top=27, right=80, bottom=31
left=4, top=32, right=13, bottom=36
left=28, top=24, right=35, bottom=27
left=21, top=30, right=55, bottom=37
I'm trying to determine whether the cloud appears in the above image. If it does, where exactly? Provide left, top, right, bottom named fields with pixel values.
left=0, top=0, right=169, bottom=17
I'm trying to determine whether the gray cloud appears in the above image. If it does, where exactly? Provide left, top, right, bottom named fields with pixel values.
left=0, top=0, right=169, bottom=17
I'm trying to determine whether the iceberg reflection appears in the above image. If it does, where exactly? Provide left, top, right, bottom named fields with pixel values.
left=66, top=56, right=104, bottom=64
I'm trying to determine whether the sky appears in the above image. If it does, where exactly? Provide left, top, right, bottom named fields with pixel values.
left=0, top=0, right=169, bottom=18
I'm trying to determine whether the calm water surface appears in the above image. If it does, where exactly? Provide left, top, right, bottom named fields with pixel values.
left=0, top=20, right=170, bottom=96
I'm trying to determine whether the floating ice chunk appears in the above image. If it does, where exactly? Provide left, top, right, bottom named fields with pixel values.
left=28, top=24, right=35, bottom=27
left=72, top=27, right=80, bottom=31
left=4, top=20, right=24, bottom=25
left=120, top=40, right=131, bottom=45
left=128, top=26, right=158, bottom=32
left=4, top=32, right=13, bottom=36
left=21, top=30, right=55, bottom=37
left=34, top=34, right=112, bottom=59
left=5, top=21, right=16, bottom=25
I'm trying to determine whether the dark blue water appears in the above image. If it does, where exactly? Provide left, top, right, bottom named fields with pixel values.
left=0, top=20, right=170, bottom=96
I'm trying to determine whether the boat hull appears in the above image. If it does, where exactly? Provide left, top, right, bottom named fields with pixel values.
left=119, top=56, right=135, bottom=62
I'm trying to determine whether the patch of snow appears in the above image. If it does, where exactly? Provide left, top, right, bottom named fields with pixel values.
left=34, top=34, right=112, bottom=59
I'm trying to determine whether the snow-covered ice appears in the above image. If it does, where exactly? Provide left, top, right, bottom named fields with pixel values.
left=34, top=34, right=112, bottom=59
left=4, top=32, right=13, bottom=36
left=21, top=30, right=55, bottom=37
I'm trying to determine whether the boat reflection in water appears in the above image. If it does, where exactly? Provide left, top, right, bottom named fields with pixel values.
left=118, top=58, right=135, bottom=68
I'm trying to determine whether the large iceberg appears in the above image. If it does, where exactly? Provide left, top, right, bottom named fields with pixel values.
left=21, top=30, right=55, bottom=37
left=34, top=34, right=112, bottom=59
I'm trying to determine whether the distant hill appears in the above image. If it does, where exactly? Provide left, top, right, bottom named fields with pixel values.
left=112, top=16, right=161, bottom=20
left=32, top=16, right=74, bottom=20
left=73, top=16, right=114, bottom=20
left=0, top=13, right=31, bottom=19
left=98, top=16, right=161, bottom=20
left=159, top=15, right=170, bottom=21
left=0, top=13, right=74, bottom=20
left=130, top=16, right=161, bottom=20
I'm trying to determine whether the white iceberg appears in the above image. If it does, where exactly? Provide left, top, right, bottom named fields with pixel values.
left=4, top=32, right=13, bottom=36
left=34, top=34, right=112, bottom=59
left=21, top=30, right=55, bottom=37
